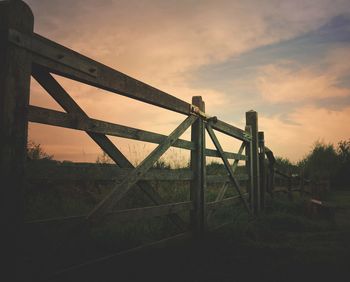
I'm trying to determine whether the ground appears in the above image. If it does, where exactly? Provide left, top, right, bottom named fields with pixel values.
left=46, top=190, right=350, bottom=282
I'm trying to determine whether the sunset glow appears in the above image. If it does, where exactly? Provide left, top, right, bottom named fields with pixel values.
left=27, top=0, right=350, bottom=163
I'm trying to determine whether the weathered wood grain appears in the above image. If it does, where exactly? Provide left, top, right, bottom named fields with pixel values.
left=0, top=0, right=33, bottom=275
left=9, top=31, right=191, bottom=114
left=207, top=142, right=246, bottom=221
left=26, top=162, right=194, bottom=181
left=210, top=119, right=251, bottom=142
left=32, top=68, right=187, bottom=230
left=258, top=131, right=266, bottom=210
left=28, top=105, right=195, bottom=151
left=246, top=111, right=260, bottom=215
left=26, top=201, right=192, bottom=225
left=190, top=96, right=207, bottom=235
left=207, top=194, right=248, bottom=210
left=28, top=105, right=246, bottom=160
left=87, top=115, right=197, bottom=222
left=206, top=124, right=251, bottom=214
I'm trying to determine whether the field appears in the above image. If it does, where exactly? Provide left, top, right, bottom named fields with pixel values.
left=19, top=162, right=350, bottom=282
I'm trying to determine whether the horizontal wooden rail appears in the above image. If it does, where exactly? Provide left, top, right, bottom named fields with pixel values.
left=210, top=120, right=251, bottom=142
left=26, top=162, right=193, bottom=181
left=28, top=106, right=246, bottom=160
left=28, top=105, right=194, bottom=150
left=26, top=201, right=192, bottom=225
left=206, top=193, right=248, bottom=210
left=53, top=231, right=192, bottom=277
left=8, top=30, right=191, bottom=115
left=207, top=174, right=249, bottom=183
left=9, top=32, right=252, bottom=144
left=26, top=162, right=248, bottom=183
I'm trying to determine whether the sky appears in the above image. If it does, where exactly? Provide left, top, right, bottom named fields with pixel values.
left=26, top=0, right=350, bottom=165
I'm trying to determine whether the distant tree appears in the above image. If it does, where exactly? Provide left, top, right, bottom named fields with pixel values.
left=275, top=156, right=296, bottom=174
left=298, top=141, right=338, bottom=182
left=27, top=140, right=53, bottom=160
left=334, top=139, right=350, bottom=188
left=337, top=140, right=350, bottom=163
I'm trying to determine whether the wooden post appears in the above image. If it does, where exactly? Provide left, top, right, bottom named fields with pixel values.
left=258, top=131, right=266, bottom=211
left=269, top=163, right=275, bottom=198
left=190, top=96, right=206, bottom=235
left=300, top=168, right=304, bottom=196
left=0, top=0, right=34, bottom=276
left=245, top=126, right=254, bottom=213
left=246, top=111, right=260, bottom=215
left=288, top=171, right=293, bottom=201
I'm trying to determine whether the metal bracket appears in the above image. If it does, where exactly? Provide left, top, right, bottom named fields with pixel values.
left=190, top=104, right=217, bottom=122
left=243, top=131, right=252, bottom=141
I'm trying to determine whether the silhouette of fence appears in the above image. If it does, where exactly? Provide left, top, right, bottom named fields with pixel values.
left=0, top=0, right=310, bottom=278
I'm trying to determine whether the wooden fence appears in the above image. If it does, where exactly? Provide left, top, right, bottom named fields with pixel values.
left=0, top=0, right=310, bottom=278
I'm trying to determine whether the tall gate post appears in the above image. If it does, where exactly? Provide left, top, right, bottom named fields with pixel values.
left=246, top=111, right=260, bottom=215
left=0, top=0, right=34, bottom=275
left=190, top=96, right=206, bottom=235
left=245, top=125, right=254, bottom=213
left=258, top=131, right=266, bottom=211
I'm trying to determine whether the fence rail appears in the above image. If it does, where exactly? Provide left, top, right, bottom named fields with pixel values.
left=0, top=0, right=311, bottom=279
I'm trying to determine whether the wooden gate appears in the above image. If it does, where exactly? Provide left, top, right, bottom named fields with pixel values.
left=0, top=0, right=275, bottom=278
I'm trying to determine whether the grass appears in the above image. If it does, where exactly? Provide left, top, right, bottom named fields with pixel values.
left=21, top=164, right=350, bottom=281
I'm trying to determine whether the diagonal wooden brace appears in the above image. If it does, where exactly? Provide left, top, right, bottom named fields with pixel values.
left=207, top=141, right=246, bottom=220
left=87, top=115, right=197, bottom=222
left=206, top=124, right=251, bottom=215
left=31, top=66, right=188, bottom=229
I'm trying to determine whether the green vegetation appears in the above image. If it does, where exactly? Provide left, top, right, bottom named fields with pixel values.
left=22, top=139, right=350, bottom=281
left=298, top=139, right=350, bottom=189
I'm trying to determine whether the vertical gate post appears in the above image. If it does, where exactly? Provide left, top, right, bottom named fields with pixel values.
left=258, top=131, right=266, bottom=211
left=299, top=168, right=305, bottom=196
left=190, top=96, right=206, bottom=235
left=0, top=0, right=34, bottom=275
left=288, top=171, right=293, bottom=201
left=268, top=161, right=275, bottom=198
left=246, top=110, right=260, bottom=215
left=245, top=125, right=254, bottom=213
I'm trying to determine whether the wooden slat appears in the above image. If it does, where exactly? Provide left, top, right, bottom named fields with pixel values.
left=190, top=96, right=206, bottom=235
left=205, top=148, right=246, bottom=160
left=54, top=231, right=192, bottom=277
left=0, top=2, right=34, bottom=276
left=107, top=201, right=192, bottom=222
left=28, top=105, right=246, bottom=160
left=26, top=162, right=249, bottom=183
left=25, top=163, right=193, bottom=181
left=32, top=68, right=187, bottom=230
left=28, top=105, right=194, bottom=151
left=206, top=124, right=251, bottom=214
left=207, top=174, right=248, bottom=183
left=87, top=115, right=197, bottom=221
left=206, top=194, right=248, bottom=210
left=211, top=142, right=246, bottom=204
left=8, top=30, right=191, bottom=115
left=210, top=119, right=251, bottom=142
left=25, top=201, right=192, bottom=225
left=246, top=111, right=260, bottom=215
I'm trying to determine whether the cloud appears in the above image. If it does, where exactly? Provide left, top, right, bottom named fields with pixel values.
left=257, top=63, right=349, bottom=103
left=260, top=106, right=350, bottom=162
left=26, top=0, right=350, bottom=86
left=256, top=45, right=350, bottom=103
left=25, top=0, right=350, bottom=162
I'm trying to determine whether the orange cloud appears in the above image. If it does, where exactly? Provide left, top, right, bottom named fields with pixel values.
left=257, top=64, right=349, bottom=103
left=260, top=106, right=350, bottom=162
